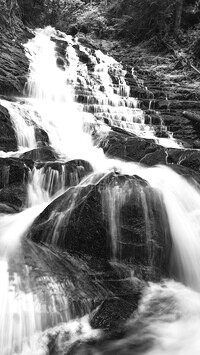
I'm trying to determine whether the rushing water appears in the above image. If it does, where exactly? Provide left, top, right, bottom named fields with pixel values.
left=0, top=26, right=200, bottom=354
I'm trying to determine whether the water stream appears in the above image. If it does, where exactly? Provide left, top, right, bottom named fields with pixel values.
left=0, top=26, right=200, bottom=354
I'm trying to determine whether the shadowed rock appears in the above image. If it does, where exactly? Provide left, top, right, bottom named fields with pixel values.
left=0, top=104, right=17, bottom=151
left=28, top=171, right=171, bottom=279
left=0, top=157, right=31, bottom=212
left=99, top=130, right=159, bottom=162
left=20, top=146, right=59, bottom=162
left=0, top=157, right=29, bottom=188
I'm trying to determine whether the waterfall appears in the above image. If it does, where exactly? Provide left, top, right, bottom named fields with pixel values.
left=1, top=25, right=200, bottom=354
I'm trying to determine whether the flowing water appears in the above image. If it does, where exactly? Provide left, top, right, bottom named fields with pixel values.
left=0, top=26, right=200, bottom=354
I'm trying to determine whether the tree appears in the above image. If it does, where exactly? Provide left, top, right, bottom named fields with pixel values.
left=174, top=0, right=183, bottom=36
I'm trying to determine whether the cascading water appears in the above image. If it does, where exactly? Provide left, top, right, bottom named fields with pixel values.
left=1, top=25, right=200, bottom=354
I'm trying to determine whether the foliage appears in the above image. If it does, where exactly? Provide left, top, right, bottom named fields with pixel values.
left=17, top=0, right=200, bottom=45
left=107, top=0, right=179, bottom=41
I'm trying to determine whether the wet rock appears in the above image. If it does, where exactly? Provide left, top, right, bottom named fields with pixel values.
left=90, top=294, right=141, bottom=331
left=0, top=104, right=17, bottom=151
left=0, top=183, right=27, bottom=212
left=99, top=130, right=159, bottom=162
left=162, top=112, right=200, bottom=147
left=182, top=110, right=200, bottom=127
left=35, top=159, right=93, bottom=196
left=20, top=146, right=59, bottom=162
left=0, top=157, right=29, bottom=188
left=155, top=126, right=169, bottom=138
left=28, top=172, right=171, bottom=279
left=140, top=148, right=167, bottom=166
left=0, top=157, right=30, bottom=211
left=56, top=56, right=65, bottom=69
left=35, top=127, right=49, bottom=147
left=0, top=39, right=29, bottom=95
left=167, top=149, right=200, bottom=173
left=0, top=0, right=32, bottom=95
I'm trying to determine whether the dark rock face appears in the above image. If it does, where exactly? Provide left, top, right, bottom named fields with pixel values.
left=35, top=126, right=49, bottom=147
left=35, top=159, right=94, bottom=196
left=0, top=157, right=29, bottom=188
left=167, top=149, right=200, bottom=173
left=0, top=39, right=29, bottom=95
left=28, top=171, right=171, bottom=279
left=0, top=104, right=17, bottom=151
left=0, top=0, right=31, bottom=95
left=99, top=131, right=159, bottom=162
left=90, top=294, right=141, bottom=331
left=0, top=183, right=27, bottom=212
left=20, top=146, right=59, bottom=162
left=0, top=157, right=30, bottom=211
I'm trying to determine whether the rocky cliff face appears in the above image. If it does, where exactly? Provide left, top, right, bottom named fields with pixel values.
left=0, top=0, right=31, bottom=95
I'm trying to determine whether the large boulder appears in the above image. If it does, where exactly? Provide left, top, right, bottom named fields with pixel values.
left=99, top=130, right=160, bottom=162
left=28, top=171, right=171, bottom=279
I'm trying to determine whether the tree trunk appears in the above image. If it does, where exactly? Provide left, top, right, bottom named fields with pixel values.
left=174, top=0, right=183, bottom=36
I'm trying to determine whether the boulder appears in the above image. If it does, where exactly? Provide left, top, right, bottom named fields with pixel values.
left=35, top=127, right=49, bottom=147
left=167, top=149, right=200, bottom=173
left=20, top=146, right=59, bottom=162
left=99, top=130, right=159, bottom=162
left=140, top=148, right=167, bottom=166
left=0, top=157, right=31, bottom=212
left=0, top=183, right=27, bottom=212
left=0, top=0, right=31, bottom=95
left=28, top=171, right=171, bottom=279
left=0, top=157, right=29, bottom=188
left=35, top=159, right=93, bottom=196
left=0, top=104, right=17, bottom=151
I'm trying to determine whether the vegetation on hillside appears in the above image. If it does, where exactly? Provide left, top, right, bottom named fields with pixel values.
left=17, top=0, right=200, bottom=39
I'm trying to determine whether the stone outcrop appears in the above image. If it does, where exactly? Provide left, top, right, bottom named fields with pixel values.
left=28, top=171, right=171, bottom=279
left=0, top=104, right=18, bottom=151
left=0, top=157, right=31, bottom=211
left=20, top=146, right=60, bottom=161
left=0, top=0, right=32, bottom=95
left=99, top=130, right=159, bottom=162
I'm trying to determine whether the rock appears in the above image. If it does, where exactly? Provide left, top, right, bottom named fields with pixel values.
left=34, top=127, right=49, bottom=147
left=99, top=130, right=159, bottom=162
left=155, top=127, right=169, bottom=138
left=36, top=159, right=93, bottom=196
left=56, top=56, right=65, bottom=69
left=0, top=183, right=27, bottom=212
left=167, top=149, right=200, bottom=173
left=0, top=104, right=17, bottom=151
left=0, top=0, right=31, bottom=95
left=28, top=171, right=171, bottom=279
left=0, top=157, right=31, bottom=212
left=183, top=110, right=200, bottom=123
left=0, top=157, right=29, bottom=188
left=20, top=146, right=59, bottom=162
left=162, top=112, right=199, bottom=148
left=140, top=148, right=167, bottom=166
left=90, top=294, right=141, bottom=331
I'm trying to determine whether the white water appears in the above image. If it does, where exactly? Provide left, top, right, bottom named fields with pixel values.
left=0, top=26, right=200, bottom=354
left=23, top=28, right=105, bottom=165
left=138, top=281, right=200, bottom=355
